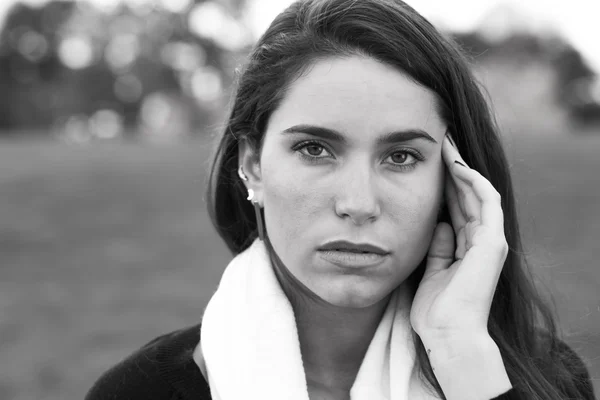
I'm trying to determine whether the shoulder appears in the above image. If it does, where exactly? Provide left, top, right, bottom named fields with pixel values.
left=85, top=324, right=211, bottom=400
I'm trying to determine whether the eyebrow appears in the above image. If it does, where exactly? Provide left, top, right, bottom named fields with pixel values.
left=281, top=124, right=438, bottom=145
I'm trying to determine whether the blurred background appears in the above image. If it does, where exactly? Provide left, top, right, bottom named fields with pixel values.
left=0, top=0, right=598, bottom=398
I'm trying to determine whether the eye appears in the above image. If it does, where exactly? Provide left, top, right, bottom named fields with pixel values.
left=303, top=144, right=328, bottom=157
left=294, top=140, right=333, bottom=160
left=384, top=149, right=423, bottom=171
left=390, top=152, right=412, bottom=164
left=389, top=151, right=413, bottom=164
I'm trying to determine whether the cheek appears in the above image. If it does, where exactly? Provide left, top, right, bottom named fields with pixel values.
left=415, top=162, right=445, bottom=219
left=385, top=189, right=438, bottom=230
left=384, top=168, right=444, bottom=245
left=260, top=161, right=328, bottom=243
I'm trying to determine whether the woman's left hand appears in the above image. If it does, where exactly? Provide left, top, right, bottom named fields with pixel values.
left=410, top=133, right=509, bottom=342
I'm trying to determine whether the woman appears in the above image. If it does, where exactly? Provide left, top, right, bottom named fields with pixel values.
left=85, top=0, right=595, bottom=399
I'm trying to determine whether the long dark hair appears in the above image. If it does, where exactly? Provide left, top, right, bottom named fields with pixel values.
left=206, top=0, right=593, bottom=398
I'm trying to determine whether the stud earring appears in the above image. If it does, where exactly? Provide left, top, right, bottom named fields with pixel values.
left=239, top=167, right=265, bottom=241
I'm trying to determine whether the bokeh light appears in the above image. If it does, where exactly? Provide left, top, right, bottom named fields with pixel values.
left=160, top=41, right=206, bottom=72
left=114, top=74, right=143, bottom=103
left=188, top=1, right=250, bottom=51
left=190, top=66, right=223, bottom=103
left=17, top=30, right=48, bottom=62
left=89, top=109, right=124, bottom=139
left=58, top=34, right=94, bottom=69
left=157, top=0, right=193, bottom=14
left=104, top=33, right=140, bottom=72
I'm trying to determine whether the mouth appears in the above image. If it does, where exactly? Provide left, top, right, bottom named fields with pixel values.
left=317, top=240, right=390, bottom=255
left=317, top=240, right=390, bottom=268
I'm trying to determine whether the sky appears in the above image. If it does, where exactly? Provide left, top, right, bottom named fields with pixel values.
left=1, top=0, right=599, bottom=72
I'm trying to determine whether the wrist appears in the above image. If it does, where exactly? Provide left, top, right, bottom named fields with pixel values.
left=423, top=334, right=513, bottom=400
left=421, top=331, right=490, bottom=363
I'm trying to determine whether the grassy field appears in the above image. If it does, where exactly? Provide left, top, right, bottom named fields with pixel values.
left=0, top=131, right=599, bottom=399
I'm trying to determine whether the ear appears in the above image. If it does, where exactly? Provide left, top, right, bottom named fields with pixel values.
left=238, top=138, right=263, bottom=204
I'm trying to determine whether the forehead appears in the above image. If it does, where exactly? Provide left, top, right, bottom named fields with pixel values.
left=267, top=56, right=445, bottom=138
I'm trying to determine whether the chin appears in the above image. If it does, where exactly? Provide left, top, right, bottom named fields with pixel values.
left=319, top=281, right=395, bottom=308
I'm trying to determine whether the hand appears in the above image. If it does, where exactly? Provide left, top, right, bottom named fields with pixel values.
left=410, top=133, right=509, bottom=342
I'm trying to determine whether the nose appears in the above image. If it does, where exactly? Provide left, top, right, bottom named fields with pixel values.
left=334, top=162, right=381, bottom=225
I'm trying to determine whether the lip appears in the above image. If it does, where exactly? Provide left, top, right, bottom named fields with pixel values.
left=317, top=250, right=389, bottom=269
left=318, top=240, right=390, bottom=255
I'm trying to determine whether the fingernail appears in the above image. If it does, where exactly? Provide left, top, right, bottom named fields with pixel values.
left=454, top=160, right=465, bottom=167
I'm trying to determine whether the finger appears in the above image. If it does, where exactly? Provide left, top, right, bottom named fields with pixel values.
left=445, top=170, right=466, bottom=232
left=443, top=133, right=502, bottom=227
left=442, top=133, right=468, bottom=172
left=424, top=222, right=455, bottom=276
left=455, top=225, right=467, bottom=260
left=442, top=135, right=481, bottom=224
left=451, top=163, right=504, bottom=234
left=443, top=134, right=505, bottom=255
left=442, top=134, right=507, bottom=300
left=443, top=149, right=470, bottom=260
left=449, top=241, right=505, bottom=306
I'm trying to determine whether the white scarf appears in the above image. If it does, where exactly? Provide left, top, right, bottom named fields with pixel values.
left=194, top=238, right=441, bottom=400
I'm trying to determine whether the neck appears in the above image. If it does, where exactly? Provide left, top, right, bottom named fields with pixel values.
left=267, top=240, right=390, bottom=391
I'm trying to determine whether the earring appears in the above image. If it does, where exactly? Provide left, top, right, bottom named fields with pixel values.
left=245, top=188, right=264, bottom=241
left=238, top=165, right=248, bottom=182
left=238, top=167, right=264, bottom=240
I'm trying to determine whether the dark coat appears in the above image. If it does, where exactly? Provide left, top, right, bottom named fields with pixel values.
left=84, top=324, right=594, bottom=400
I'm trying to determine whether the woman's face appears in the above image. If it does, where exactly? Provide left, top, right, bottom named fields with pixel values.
left=240, top=55, right=447, bottom=308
